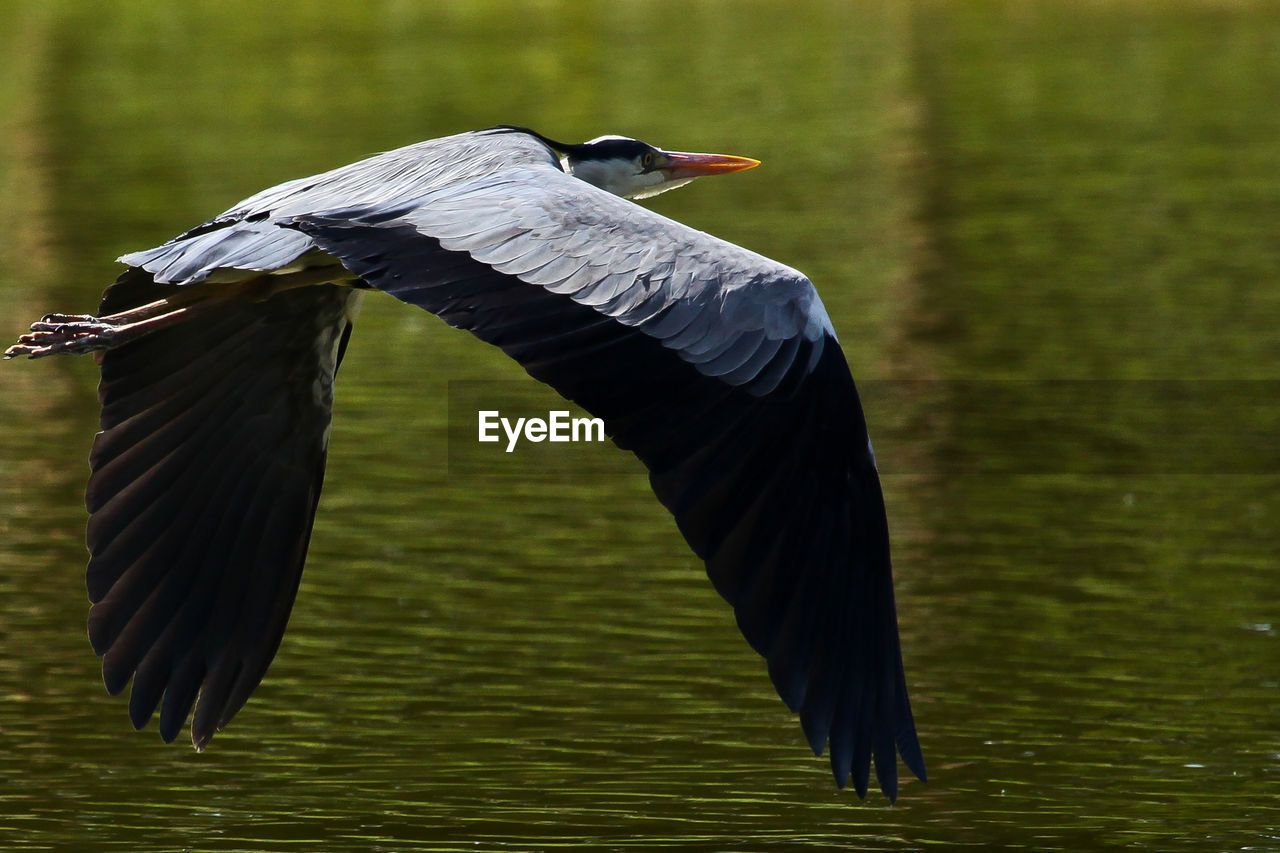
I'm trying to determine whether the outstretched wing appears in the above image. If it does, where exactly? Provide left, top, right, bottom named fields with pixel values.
left=285, top=158, right=925, bottom=799
left=84, top=267, right=357, bottom=748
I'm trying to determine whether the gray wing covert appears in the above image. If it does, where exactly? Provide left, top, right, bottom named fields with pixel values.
left=119, top=219, right=319, bottom=284
left=397, top=165, right=835, bottom=395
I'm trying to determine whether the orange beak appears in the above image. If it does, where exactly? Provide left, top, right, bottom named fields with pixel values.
left=660, top=151, right=761, bottom=180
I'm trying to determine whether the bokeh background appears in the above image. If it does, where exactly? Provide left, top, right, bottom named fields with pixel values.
left=1, top=1, right=1278, bottom=850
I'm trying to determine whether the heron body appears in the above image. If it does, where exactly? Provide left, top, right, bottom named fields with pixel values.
left=8, top=126, right=925, bottom=800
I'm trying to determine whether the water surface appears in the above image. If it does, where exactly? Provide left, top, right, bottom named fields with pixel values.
left=1, top=1, right=1278, bottom=850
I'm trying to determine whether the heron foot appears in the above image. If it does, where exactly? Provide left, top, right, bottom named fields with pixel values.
left=6, top=316, right=122, bottom=359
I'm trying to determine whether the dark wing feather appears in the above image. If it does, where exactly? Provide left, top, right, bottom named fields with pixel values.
left=287, top=207, right=925, bottom=799
left=84, top=268, right=354, bottom=747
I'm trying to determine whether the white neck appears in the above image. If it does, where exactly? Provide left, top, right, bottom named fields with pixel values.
left=568, top=157, right=674, bottom=199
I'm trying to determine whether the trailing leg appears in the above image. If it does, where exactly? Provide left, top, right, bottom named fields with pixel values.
left=6, top=265, right=355, bottom=360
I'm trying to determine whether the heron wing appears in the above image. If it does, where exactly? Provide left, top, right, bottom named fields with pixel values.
left=282, top=164, right=924, bottom=798
left=84, top=267, right=355, bottom=748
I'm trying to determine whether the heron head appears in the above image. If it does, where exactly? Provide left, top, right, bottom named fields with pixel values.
left=561, top=135, right=760, bottom=200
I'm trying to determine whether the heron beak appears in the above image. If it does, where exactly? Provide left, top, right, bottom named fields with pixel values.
left=661, top=151, right=761, bottom=180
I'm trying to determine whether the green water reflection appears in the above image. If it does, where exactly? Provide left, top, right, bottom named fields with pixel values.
left=1, top=1, right=1277, bottom=850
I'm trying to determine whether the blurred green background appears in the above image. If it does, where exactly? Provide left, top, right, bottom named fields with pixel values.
left=1, top=1, right=1278, bottom=850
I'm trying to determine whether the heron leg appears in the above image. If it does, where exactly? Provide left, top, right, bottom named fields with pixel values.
left=7, top=300, right=212, bottom=360
left=5, top=266, right=355, bottom=360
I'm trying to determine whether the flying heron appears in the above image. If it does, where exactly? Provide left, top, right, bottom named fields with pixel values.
left=7, top=126, right=926, bottom=800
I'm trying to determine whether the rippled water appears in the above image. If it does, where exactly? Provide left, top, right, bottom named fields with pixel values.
left=1, top=1, right=1278, bottom=850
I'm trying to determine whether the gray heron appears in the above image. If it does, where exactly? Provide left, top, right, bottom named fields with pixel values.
left=7, top=126, right=926, bottom=800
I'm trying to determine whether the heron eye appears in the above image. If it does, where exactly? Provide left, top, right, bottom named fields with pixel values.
left=640, top=151, right=656, bottom=171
